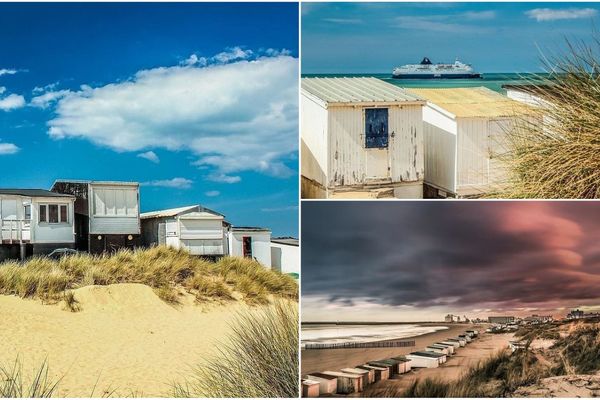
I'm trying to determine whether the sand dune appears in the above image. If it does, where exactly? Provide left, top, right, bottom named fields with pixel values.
left=0, top=283, right=252, bottom=397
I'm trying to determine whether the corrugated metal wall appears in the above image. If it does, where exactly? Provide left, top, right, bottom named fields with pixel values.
left=327, top=104, right=423, bottom=187
left=89, top=185, right=140, bottom=234
left=456, top=118, right=489, bottom=190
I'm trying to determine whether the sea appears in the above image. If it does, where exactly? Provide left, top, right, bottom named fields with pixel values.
left=301, top=73, right=544, bottom=93
left=301, top=323, right=449, bottom=347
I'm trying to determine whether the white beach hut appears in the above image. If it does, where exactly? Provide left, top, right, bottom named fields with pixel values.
left=358, top=364, right=389, bottom=381
left=301, top=77, right=426, bottom=199
left=270, top=237, right=299, bottom=277
left=0, top=189, right=76, bottom=260
left=426, top=344, right=450, bottom=355
left=140, top=205, right=227, bottom=258
left=406, top=352, right=441, bottom=368
left=229, top=227, right=272, bottom=267
left=407, top=87, right=531, bottom=198
left=304, top=373, right=338, bottom=395
left=434, top=342, right=455, bottom=354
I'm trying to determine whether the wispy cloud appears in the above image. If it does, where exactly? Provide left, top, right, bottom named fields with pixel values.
left=142, top=177, right=193, bottom=189
left=46, top=47, right=298, bottom=185
left=526, top=7, right=598, bottom=22
left=394, top=10, right=496, bottom=33
left=261, top=205, right=299, bottom=212
left=0, top=69, right=17, bottom=77
left=323, top=18, right=363, bottom=25
left=0, top=93, right=25, bottom=111
left=137, top=151, right=160, bottom=163
left=205, top=190, right=220, bottom=197
left=0, top=142, right=20, bottom=155
left=30, top=89, right=71, bottom=109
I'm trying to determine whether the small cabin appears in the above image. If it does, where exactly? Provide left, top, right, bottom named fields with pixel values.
left=0, top=189, right=75, bottom=260
left=229, top=227, right=272, bottom=268
left=301, top=77, right=426, bottom=199
left=408, top=87, right=530, bottom=198
left=141, top=205, right=227, bottom=258
left=271, top=237, right=299, bottom=277
left=51, top=180, right=141, bottom=253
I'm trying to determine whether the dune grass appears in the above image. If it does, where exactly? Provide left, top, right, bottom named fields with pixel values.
left=498, top=36, right=600, bottom=198
left=172, top=300, right=299, bottom=398
left=0, top=246, right=297, bottom=307
left=0, top=359, right=59, bottom=398
left=551, top=323, right=600, bottom=375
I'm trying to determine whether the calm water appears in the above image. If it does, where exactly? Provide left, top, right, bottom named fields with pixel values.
left=302, top=73, right=545, bottom=93
left=301, top=324, right=449, bottom=347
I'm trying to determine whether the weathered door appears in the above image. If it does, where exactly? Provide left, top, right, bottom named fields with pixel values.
left=364, top=108, right=390, bottom=180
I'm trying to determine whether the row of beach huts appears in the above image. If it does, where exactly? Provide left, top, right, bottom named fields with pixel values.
left=301, top=77, right=539, bottom=199
left=0, top=180, right=298, bottom=275
left=301, top=329, right=479, bottom=397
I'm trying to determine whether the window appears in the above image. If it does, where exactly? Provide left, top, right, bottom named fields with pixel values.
left=39, top=205, right=47, bottom=222
left=60, top=205, right=68, bottom=223
left=39, top=204, right=68, bottom=224
left=365, top=108, right=389, bottom=148
left=24, top=205, right=31, bottom=221
left=48, top=205, right=59, bottom=223
left=242, top=236, right=253, bottom=258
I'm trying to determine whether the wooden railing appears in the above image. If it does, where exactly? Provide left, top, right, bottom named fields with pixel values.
left=0, top=219, right=31, bottom=243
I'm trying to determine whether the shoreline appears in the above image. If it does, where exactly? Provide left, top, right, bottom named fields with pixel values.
left=301, top=323, right=488, bottom=375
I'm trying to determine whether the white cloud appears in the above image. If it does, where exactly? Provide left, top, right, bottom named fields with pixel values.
left=33, top=82, right=60, bottom=94
left=212, top=47, right=253, bottom=64
left=526, top=7, right=598, bottom=21
left=263, top=48, right=292, bottom=57
left=462, top=10, right=496, bottom=20
left=30, top=89, right=71, bottom=109
left=205, top=190, right=220, bottom=197
left=47, top=50, right=298, bottom=183
left=0, top=87, right=5, bottom=95
left=0, top=143, right=20, bottom=155
left=142, top=177, right=193, bottom=189
left=181, top=54, right=207, bottom=67
left=0, top=94, right=26, bottom=111
left=137, top=151, right=160, bottom=163
left=0, top=69, right=17, bottom=76
left=323, top=18, right=363, bottom=24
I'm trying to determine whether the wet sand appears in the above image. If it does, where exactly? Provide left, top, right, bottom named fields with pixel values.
left=301, top=323, right=488, bottom=375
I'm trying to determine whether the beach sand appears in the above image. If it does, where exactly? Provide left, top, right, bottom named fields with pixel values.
left=301, top=323, right=488, bottom=375
left=0, top=283, right=256, bottom=397
left=361, top=331, right=515, bottom=396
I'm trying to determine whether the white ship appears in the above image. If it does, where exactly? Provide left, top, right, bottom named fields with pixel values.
left=392, top=57, right=482, bottom=79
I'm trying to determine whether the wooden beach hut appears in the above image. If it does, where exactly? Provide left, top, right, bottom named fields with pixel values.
left=0, top=189, right=76, bottom=261
left=358, top=364, right=389, bottom=381
left=322, top=371, right=363, bottom=394
left=459, top=334, right=473, bottom=343
left=301, top=77, right=426, bottom=199
left=304, top=373, right=338, bottom=395
left=440, top=341, right=458, bottom=352
left=426, top=344, right=450, bottom=355
left=390, top=356, right=412, bottom=373
left=447, top=337, right=467, bottom=346
left=301, top=379, right=320, bottom=398
left=406, top=352, right=440, bottom=368
left=342, top=367, right=373, bottom=385
left=407, top=87, right=531, bottom=198
left=434, top=342, right=455, bottom=354
left=366, top=361, right=394, bottom=377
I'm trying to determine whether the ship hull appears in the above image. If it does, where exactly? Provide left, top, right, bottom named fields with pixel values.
left=392, top=73, right=483, bottom=80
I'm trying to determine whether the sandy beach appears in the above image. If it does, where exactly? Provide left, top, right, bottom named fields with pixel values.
left=0, top=283, right=256, bottom=397
left=301, top=323, right=488, bottom=375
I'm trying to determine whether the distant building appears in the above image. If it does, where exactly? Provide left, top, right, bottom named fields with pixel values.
left=567, top=309, right=585, bottom=320
left=444, top=314, right=454, bottom=323
left=488, top=316, right=515, bottom=324
left=523, top=314, right=553, bottom=324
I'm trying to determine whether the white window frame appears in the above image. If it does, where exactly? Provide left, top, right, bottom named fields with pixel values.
left=39, top=203, right=69, bottom=224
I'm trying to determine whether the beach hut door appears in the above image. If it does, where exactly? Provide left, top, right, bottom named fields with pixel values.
left=364, top=108, right=390, bottom=180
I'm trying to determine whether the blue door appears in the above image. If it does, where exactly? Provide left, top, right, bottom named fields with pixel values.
left=365, top=108, right=389, bottom=148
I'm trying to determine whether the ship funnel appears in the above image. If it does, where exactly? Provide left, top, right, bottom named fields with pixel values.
left=420, top=57, right=432, bottom=65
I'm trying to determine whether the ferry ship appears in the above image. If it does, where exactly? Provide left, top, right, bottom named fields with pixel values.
left=392, top=57, right=482, bottom=79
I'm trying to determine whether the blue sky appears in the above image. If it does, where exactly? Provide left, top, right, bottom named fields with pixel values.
left=302, top=2, right=599, bottom=73
left=0, top=3, right=299, bottom=237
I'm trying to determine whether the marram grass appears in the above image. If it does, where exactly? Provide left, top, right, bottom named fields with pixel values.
left=497, top=37, right=600, bottom=198
left=0, top=246, right=297, bottom=307
left=172, top=300, right=299, bottom=398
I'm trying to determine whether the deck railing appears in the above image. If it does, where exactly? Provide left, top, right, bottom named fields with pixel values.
left=0, top=219, right=31, bottom=243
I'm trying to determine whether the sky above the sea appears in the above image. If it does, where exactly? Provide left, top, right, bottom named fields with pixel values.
left=0, top=3, right=299, bottom=237
left=302, top=2, right=600, bottom=73
left=302, top=202, right=600, bottom=322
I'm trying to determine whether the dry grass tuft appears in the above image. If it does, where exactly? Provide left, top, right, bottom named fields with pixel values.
left=0, top=246, right=297, bottom=306
left=172, top=300, right=299, bottom=398
left=0, top=359, right=60, bottom=398
left=498, top=36, right=600, bottom=198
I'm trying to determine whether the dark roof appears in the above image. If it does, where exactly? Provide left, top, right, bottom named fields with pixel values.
left=411, top=351, right=443, bottom=358
left=272, top=237, right=299, bottom=246
left=232, top=226, right=271, bottom=232
left=0, top=189, right=74, bottom=198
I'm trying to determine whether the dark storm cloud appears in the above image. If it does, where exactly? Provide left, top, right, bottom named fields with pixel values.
left=302, top=201, right=600, bottom=312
